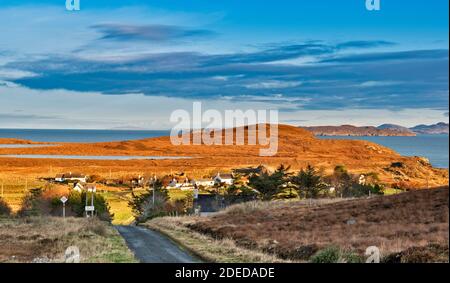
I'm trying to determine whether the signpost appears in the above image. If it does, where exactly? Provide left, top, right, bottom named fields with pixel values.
left=60, top=196, right=68, bottom=218
left=85, top=206, right=95, bottom=212
left=86, top=187, right=96, bottom=217
left=193, top=188, right=199, bottom=200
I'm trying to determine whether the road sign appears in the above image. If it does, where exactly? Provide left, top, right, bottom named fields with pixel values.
left=193, top=189, right=199, bottom=199
left=60, top=196, right=68, bottom=204
left=85, top=206, right=95, bottom=212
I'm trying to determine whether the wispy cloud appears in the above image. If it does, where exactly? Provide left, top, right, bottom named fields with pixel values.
left=321, top=49, right=449, bottom=63
left=91, top=24, right=216, bottom=42
left=245, top=80, right=302, bottom=89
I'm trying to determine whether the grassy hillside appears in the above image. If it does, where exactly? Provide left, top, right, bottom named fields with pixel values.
left=0, top=217, right=137, bottom=263
left=147, top=187, right=449, bottom=263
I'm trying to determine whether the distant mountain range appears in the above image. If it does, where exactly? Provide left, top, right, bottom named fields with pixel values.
left=302, top=122, right=449, bottom=136
left=409, top=122, right=449, bottom=135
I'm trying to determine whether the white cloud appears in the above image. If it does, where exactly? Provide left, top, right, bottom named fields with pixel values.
left=245, top=80, right=302, bottom=89
left=0, top=69, right=38, bottom=79
left=358, top=81, right=401, bottom=87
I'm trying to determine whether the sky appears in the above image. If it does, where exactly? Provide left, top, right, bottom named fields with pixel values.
left=0, top=0, right=448, bottom=129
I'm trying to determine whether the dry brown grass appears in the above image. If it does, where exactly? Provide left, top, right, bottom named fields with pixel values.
left=185, top=187, right=449, bottom=261
left=0, top=217, right=136, bottom=263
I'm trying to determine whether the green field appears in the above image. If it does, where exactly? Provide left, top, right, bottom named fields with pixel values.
left=101, top=188, right=192, bottom=225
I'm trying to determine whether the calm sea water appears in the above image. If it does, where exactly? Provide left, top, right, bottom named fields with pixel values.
left=0, top=129, right=170, bottom=143
left=318, top=135, right=449, bottom=169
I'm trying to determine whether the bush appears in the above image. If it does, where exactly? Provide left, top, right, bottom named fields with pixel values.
left=346, top=183, right=384, bottom=198
left=224, top=185, right=258, bottom=205
left=310, top=246, right=363, bottom=263
left=68, top=190, right=112, bottom=221
left=310, top=246, right=341, bottom=263
left=129, top=179, right=170, bottom=222
left=0, top=197, right=11, bottom=216
left=17, top=188, right=43, bottom=217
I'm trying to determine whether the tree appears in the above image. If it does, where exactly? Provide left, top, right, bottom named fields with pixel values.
left=68, top=190, right=112, bottom=221
left=291, top=165, right=327, bottom=199
left=128, top=179, right=169, bottom=222
left=248, top=164, right=290, bottom=200
left=0, top=197, right=11, bottom=216
left=224, top=184, right=258, bottom=205
left=327, top=165, right=354, bottom=197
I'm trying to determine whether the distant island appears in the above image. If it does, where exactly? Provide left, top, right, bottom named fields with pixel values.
left=301, top=122, right=449, bottom=136
left=410, top=122, right=449, bottom=135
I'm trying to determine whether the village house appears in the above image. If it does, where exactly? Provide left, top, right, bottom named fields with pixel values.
left=130, top=175, right=145, bottom=188
left=55, top=172, right=87, bottom=183
left=72, top=182, right=96, bottom=192
left=161, top=175, right=192, bottom=189
left=73, top=182, right=84, bottom=192
left=193, top=178, right=215, bottom=187
left=213, top=172, right=234, bottom=185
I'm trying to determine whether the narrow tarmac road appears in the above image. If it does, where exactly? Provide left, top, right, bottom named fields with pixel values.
left=116, top=225, right=201, bottom=263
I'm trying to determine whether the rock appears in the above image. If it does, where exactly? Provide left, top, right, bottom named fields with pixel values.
left=415, top=156, right=431, bottom=167
left=346, top=218, right=357, bottom=225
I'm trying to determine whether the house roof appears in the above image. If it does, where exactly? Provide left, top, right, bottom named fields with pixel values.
left=217, top=173, right=233, bottom=179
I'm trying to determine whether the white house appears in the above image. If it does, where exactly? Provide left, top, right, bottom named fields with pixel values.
left=73, top=183, right=96, bottom=192
left=55, top=172, right=87, bottom=183
left=167, top=176, right=191, bottom=189
left=213, top=173, right=234, bottom=185
left=193, top=179, right=215, bottom=187
left=73, top=183, right=84, bottom=192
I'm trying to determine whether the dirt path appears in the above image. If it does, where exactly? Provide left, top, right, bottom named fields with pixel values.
left=116, top=225, right=201, bottom=263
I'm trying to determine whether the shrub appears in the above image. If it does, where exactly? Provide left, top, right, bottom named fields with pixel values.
left=0, top=197, right=11, bottom=216
left=341, top=251, right=364, bottom=263
left=224, top=185, right=258, bottom=205
left=129, top=179, right=170, bottom=222
left=17, top=188, right=43, bottom=217
left=310, top=246, right=341, bottom=263
left=346, top=183, right=384, bottom=198
left=310, top=246, right=363, bottom=263
left=68, top=190, right=112, bottom=221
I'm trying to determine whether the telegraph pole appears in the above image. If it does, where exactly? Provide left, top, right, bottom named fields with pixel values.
left=152, top=175, right=157, bottom=206
left=85, top=190, right=88, bottom=217
left=91, top=189, right=94, bottom=217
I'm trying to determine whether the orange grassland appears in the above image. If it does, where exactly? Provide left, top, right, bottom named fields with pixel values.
left=0, top=124, right=448, bottom=191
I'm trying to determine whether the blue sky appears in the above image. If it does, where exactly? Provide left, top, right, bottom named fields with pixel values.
left=0, top=0, right=448, bottom=129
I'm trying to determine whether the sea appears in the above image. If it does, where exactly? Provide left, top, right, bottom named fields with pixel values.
left=0, top=129, right=448, bottom=169
left=318, top=135, right=449, bottom=169
left=0, top=129, right=170, bottom=143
